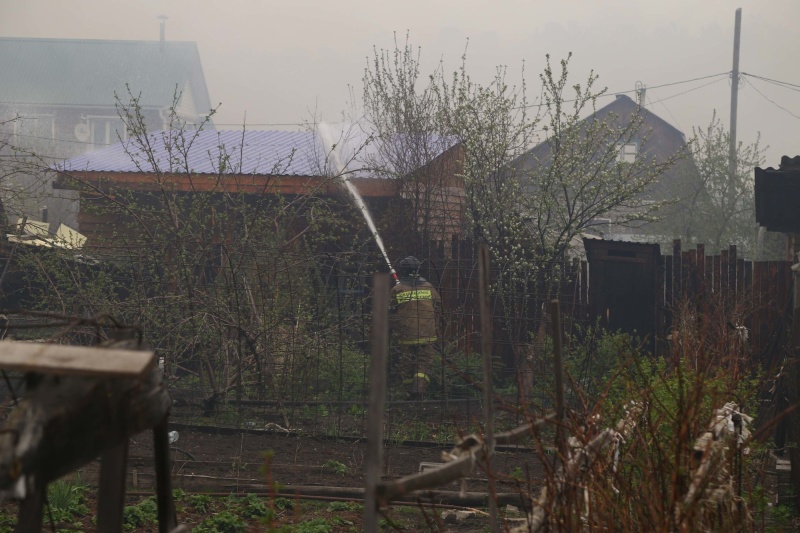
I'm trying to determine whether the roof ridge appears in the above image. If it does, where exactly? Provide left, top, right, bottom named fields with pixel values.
left=0, top=36, right=197, bottom=45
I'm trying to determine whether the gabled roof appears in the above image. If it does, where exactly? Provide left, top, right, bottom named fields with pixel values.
left=515, top=94, right=687, bottom=171
left=0, top=37, right=211, bottom=112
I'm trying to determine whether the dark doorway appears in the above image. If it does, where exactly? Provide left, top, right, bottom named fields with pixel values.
left=584, top=239, right=661, bottom=353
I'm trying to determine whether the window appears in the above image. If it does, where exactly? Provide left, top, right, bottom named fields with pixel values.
left=88, top=117, right=126, bottom=146
left=616, top=142, right=638, bottom=163
left=13, top=114, right=55, bottom=143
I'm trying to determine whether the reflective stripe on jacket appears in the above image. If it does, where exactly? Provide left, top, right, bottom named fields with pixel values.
left=390, top=278, right=440, bottom=344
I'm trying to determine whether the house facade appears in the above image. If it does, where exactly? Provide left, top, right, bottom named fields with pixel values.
left=0, top=37, right=213, bottom=229
left=514, top=94, right=700, bottom=245
left=54, top=128, right=465, bottom=260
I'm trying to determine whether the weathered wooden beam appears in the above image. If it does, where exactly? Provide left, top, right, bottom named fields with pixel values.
left=0, top=362, right=171, bottom=496
left=364, top=274, right=389, bottom=533
left=375, top=416, right=552, bottom=506
left=0, top=340, right=154, bottom=377
left=15, top=482, right=44, bottom=533
left=96, top=441, right=130, bottom=533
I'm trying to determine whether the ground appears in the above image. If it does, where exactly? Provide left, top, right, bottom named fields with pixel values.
left=0, top=425, right=542, bottom=531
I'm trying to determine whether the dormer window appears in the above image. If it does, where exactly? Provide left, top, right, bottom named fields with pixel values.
left=616, top=142, right=638, bottom=163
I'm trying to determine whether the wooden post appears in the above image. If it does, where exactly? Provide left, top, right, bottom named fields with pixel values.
left=15, top=480, right=44, bottom=533
left=96, top=441, right=130, bottom=533
left=154, top=418, right=177, bottom=533
left=551, top=300, right=566, bottom=459
left=551, top=298, right=571, bottom=529
left=477, top=244, right=498, bottom=532
left=364, top=274, right=389, bottom=532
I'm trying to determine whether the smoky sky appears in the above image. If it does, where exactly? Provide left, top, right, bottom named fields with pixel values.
left=1, top=0, right=798, bottom=163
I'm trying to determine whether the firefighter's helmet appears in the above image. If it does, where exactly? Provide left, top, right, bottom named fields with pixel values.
left=397, top=256, right=421, bottom=277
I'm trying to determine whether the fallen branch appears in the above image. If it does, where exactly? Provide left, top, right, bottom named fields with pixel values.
left=375, top=415, right=553, bottom=506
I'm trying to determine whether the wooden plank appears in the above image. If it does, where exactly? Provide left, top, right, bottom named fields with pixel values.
left=737, top=259, right=745, bottom=300
left=664, top=254, right=673, bottom=307
left=673, top=239, right=682, bottom=299
left=728, top=245, right=738, bottom=294
left=752, top=262, right=762, bottom=349
left=689, top=248, right=698, bottom=297
left=681, top=251, right=691, bottom=299
left=695, top=244, right=705, bottom=308
left=581, top=260, right=588, bottom=307
left=0, top=341, right=154, bottom=377
left=721, top=249, right=730, bottom=297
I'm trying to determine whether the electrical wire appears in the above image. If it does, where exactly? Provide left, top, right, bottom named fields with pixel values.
left=648, top=76, right=729, bottom=105
left=743, top=77, right=800, bottom=121
left=520, top=71, right=731, bottom=109
left=645, top=93, right=682, bottom=132
left=741, top=72, right=800, bottom=92
left=0, top=71, right=733, bottom=159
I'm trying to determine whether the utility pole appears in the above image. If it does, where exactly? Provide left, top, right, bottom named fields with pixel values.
left=728, top=8, right=742, bottom=188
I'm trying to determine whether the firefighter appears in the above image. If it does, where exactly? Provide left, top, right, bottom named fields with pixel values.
left=390, top=256, right=440, bottom=398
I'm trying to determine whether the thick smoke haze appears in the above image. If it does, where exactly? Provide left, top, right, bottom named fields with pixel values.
left=1, top=0, right=797, bottom=162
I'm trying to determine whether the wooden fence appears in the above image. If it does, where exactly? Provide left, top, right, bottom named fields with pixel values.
left=664, top=240, right=792, bottom=366
left=422, top=237, right=791, bottom=364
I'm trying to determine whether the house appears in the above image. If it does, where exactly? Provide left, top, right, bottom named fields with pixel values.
left=514, top=94, right=700, bottom=244
left=0, top=36, right=213, bottom=230
left=0, top=36, right=212, bottom=154
left=53, top=128, right=465, bottom=259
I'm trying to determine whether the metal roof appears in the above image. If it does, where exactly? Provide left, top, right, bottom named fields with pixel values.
left=0, top=37, right=211, bottom=111
left=57, top=127, right=459, bottom=178
left=58, top=130, right=323, bottom=176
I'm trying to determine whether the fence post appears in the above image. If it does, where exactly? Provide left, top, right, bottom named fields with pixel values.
left=551, top=298, right=571, bottom=529
left=478, top=243, right=499, bottom=532
left=364, top=274, right=389, bottom=532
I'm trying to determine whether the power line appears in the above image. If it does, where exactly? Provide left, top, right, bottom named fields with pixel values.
left=521, top=71, right=731, bottom=109
left=743, top=77, right=800, bottom=120
left=648, top=76, right=729, bottom=105
left=741, top=72, right=800, bottom=92
left=646, top=93, right=682, bottom=132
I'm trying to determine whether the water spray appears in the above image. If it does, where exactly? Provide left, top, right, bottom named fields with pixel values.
left=318, top=124, right=399, bottom=284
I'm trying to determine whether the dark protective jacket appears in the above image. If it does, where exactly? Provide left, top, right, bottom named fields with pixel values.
left=390, top=276, right=440, bottom=345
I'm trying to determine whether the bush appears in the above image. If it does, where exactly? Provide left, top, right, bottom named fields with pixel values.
left=194, top=510, right=247, bottom=533
left=122, top=497, right=158, bottom=530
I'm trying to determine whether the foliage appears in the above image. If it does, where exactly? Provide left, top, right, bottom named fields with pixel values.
left=512, top=297, right=767, bottom=531
left=122, top=496, right=158, bottom=530
left=363, top=38, right=681, bottom=361
left=0, top=510, right=12, bottom=533
left=240, top=493, right=271, bottom=519
left=274, top=497, right=294, bottom=511
left=46, top=477, right=89, bottom=525
left=294, top=518, right=333, bottom=533
left=193, top=510, right=247, bottom=533
left=16, top=88, right=370, bottom=413
left=665, top=111, right=782, bottom=259
left=566, top=323, right=640, bottom=404
left=321, top=460, right=349, bottom=476
left=187, top=494, right=213, bottom=514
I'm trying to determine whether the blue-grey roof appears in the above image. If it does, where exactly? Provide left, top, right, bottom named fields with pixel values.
left=0, top=37, right=211, bottom=112
left=58, top=130, right=323, bottom=176
left=57, top=127, right=460, bottom=178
